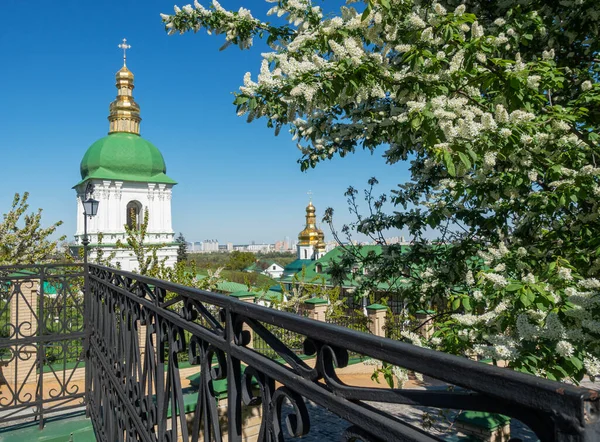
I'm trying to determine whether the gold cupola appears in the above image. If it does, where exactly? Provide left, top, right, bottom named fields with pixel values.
left=108, top=39, right=141, bottom=135
left=298, top=201, right=325, bottom=249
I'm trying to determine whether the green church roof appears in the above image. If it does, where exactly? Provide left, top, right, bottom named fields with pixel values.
left=283, top=259, right=312, bottom=273
left=76, top=132, right=176, bottom=186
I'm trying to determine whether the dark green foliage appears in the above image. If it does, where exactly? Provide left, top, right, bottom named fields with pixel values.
left=176, top=232, right=188, bottom=264
left=226, top=251, right=257, bottom=271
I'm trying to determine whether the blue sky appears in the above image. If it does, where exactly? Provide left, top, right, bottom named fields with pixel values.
left=0, top=0, right=410, bottom=244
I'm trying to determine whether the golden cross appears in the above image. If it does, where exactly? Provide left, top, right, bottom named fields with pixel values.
left=307, top=190, right=313, bottom=202
left=118, top=38, right=131, bottom=66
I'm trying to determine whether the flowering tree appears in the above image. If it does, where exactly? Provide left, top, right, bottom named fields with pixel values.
left=0, top=192, right=65, bottom=265
left=161, top=0, right=600, bottom=383
left=119, top=209, right=222, bottom=292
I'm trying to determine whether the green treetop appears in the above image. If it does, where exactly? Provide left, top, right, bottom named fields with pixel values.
left=176, top=232, right=188, bottom=263
left=227, top=251, right=256, bottom=271
left=161, top=0, right=600, bottom=383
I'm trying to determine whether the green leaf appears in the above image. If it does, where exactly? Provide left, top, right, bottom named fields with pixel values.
left=559, top=194, right=566, bottom=206
left=506, top=283, right=522, bottom=292
left=233, top=96, right=248, bottom=105
left=520, top=293, right=532, bottom=307
left=570, top=356, right=583, bottom=370
left=462, top=297, right=471, bottom=311
left=451, top=298, right=461, bottom=310
left=361, top=3, right=372, bottom=21
left=458, top=152, right=471, bottom=169
left=384, top=371, right=395, bottom=388
left=444, top=151, right=456, bottom=177
left=467, top=148, right=478, bottom=162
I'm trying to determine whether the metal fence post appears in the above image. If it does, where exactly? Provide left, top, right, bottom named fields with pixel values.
left=83, top=263, right=91, bottom=418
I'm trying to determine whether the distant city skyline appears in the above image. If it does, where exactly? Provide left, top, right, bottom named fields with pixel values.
left=0, top=0, right=409, bottom=245
left=184, top=235, right=409, bottom=254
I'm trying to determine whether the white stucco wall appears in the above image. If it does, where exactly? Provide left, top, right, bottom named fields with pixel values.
left=74, top=179, right=177, bottom=269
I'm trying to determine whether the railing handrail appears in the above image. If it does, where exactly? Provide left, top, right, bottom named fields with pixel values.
left=0, top=263, right=84, bottom=270
left=0, top=263, right=85, bottom=281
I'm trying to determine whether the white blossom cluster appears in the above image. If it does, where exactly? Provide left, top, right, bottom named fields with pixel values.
left=474, top=335, right=519, bottom=361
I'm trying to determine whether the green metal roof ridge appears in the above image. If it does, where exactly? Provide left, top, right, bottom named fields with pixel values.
left=304, top=297, right=328, bottom=305
left=229, top=291, right=255, bottom=299
left=74, top=172, right=177, bottom=188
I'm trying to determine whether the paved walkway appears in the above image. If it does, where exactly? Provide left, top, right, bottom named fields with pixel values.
left=279, top=377, right=599, bottom=441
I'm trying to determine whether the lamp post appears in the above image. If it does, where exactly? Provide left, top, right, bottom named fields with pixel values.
left=81, top=185, right=98, bottom=418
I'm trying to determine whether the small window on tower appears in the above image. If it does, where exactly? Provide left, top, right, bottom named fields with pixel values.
left=126, top=201, right=142, bottom=230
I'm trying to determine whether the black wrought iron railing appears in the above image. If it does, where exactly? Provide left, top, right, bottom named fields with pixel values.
left=86, top=264, right=600, bottom=441
left=0, top=263, right=86, bottom=428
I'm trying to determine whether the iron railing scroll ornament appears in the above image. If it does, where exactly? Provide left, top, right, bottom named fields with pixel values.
left=0, top=264, right=86, bottom=429
left=86, top=264, right=600, bottom=442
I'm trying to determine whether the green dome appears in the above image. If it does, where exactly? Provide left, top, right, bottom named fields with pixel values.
left=78, top=133, right=176, bottom=185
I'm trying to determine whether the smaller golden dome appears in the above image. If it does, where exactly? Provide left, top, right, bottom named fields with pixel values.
left=298, top=201, right=325, bottom=246
left=108, top=64, right=141, bottom=135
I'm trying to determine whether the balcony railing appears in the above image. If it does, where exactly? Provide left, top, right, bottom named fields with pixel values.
left=0, top=264, right=86, bottom=428
left=0, top=264, right=598, bottom=440
left=85, top=264, right=600, bottom=441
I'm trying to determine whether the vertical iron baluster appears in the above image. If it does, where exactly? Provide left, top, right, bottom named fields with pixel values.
left=226, top=308, right=242, bottom=442
left=37, top=266, right=45, bottom=429
left=156, top=315, right=166, bottom=442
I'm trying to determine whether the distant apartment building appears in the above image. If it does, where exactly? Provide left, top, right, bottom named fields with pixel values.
left=386, top=236, right=408, bottom=244
left=246, top=243, right=274, bottom=253
left=325, top=240, right=337, bottom=252
left=200, top=239, right=219, bottom=253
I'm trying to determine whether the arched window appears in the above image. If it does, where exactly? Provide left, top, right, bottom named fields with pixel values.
left=303, top=249, right=308, bottom=259
left=126, top=201, right=142, bottom=230
left=315, top=263, right=323, bottom=274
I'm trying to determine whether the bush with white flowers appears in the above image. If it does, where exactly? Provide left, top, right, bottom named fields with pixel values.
left=162, top=0, right=600, bottom=383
